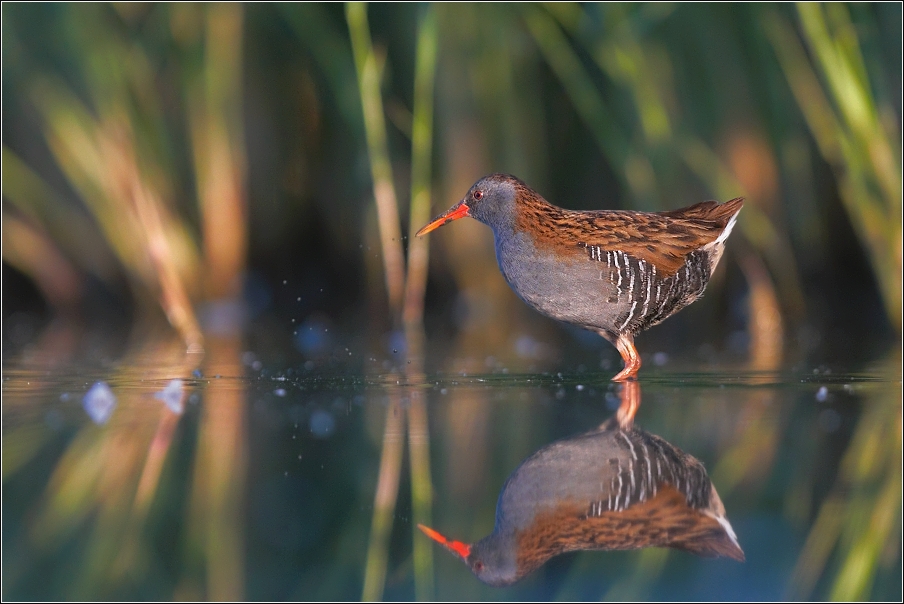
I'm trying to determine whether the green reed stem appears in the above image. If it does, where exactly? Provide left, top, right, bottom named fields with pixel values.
left=788, top=353, right=902, bottom=599
left=406, top=328, right=434, bottom=602
left=766, top=6, right=902, bottom=331
left=403, top=5, right=438, bottom=330
left=347, top=2, right=406, bottom=319
left=361, top=396, right=406, bottom=601
left=404, top=7, right=438, bottom=601
left=191, top=3, right=247, bottom=303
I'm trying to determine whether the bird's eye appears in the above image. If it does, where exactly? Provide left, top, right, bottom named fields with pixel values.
left=473, top=561, right=484, bottom=573
left=473, top=190, right=483, bottom=200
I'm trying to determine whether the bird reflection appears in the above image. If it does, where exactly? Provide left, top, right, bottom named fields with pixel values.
left=420, top=383, right=743, bottom=587
left=615, top=379, right=641, bottom=430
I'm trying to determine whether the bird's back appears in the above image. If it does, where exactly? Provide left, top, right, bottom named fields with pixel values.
left=497, top=195, right=743, bottom=340
left=493, top=425, right=743, bottom=578
left=514, top=196, right=744, bottom=277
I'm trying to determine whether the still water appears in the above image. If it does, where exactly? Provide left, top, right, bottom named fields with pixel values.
left=2, top=336, right=901, bottom=601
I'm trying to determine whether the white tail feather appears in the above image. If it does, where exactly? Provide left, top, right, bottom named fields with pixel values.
left=712, top=209, right=741, bottom=247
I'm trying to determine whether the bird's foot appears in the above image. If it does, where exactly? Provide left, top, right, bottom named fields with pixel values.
left=611, top=334, right=642, bottom=382
left=611, top=365, right=639, bottom=382
left=615, top=380, right=640, bottom=430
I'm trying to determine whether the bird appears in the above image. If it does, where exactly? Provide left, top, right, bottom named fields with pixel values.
left=418, top=420, right=744, bottom=587
left=417, top=174, right=743, bottom=382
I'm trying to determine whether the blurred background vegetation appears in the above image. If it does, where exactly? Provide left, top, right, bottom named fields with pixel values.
left=2, top=2, right=901, bottom=601
left=3, top=2, right=900, bottom=357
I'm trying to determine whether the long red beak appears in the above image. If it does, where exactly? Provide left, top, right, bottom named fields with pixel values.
left=415, top=202, right=470, bottom=236
left=417, top=524, right=472, bottom=559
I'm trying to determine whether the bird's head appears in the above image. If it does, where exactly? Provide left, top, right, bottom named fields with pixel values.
left=418, top=523, right=519, bottom=587
left=416, top=173, right=523, bottom=236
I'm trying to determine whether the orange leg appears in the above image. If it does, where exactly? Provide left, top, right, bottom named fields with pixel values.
left=615, top=379, right=640, bottom=430
left=611, top=333, right=642, bottom=382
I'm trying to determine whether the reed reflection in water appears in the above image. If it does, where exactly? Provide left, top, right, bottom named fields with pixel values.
left=1, top=345, right=901, bottom=600
left=2, top=335, right=252, bottom=600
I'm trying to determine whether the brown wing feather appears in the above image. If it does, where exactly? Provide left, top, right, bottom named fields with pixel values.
left=514, top=485, right=743, bottom=578
left=515, top=187, right=744, bottom=276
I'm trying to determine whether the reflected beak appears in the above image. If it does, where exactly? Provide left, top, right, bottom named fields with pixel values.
left=417, top=523, right=472, bottom=559
left=415, top=201, right=470, bottom=237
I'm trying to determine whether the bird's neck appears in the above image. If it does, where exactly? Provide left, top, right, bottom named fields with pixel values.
left=472, top=530, right=522, bottom=585
left=512, top=194, right=578, bottom=250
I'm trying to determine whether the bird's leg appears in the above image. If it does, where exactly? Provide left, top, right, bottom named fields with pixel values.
left=611, top=333, right=641, bottom=382
left=615, top=380, right=640, bottom=430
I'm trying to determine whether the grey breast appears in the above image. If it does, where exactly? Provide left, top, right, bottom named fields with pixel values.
left=495, top=231, right=713, bottom=335
left=494, top=233, right=622, bottom=328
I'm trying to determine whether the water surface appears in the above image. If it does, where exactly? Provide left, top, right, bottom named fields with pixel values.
left=2, top=339, right=901, bottom=601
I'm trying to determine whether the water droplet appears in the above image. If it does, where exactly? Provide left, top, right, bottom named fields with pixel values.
left=155, top=379, right=185, bottom=414
left=83, top=382, right=116, bottom=425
